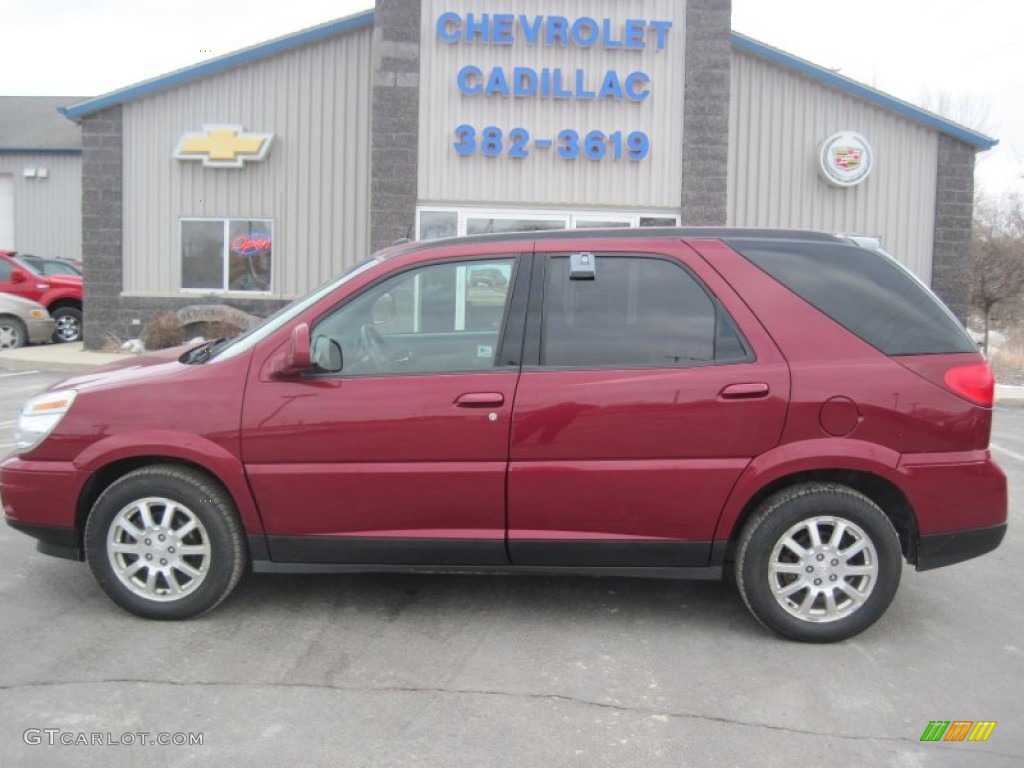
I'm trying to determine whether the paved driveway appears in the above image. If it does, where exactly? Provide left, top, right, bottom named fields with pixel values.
left=0, top=369, right=1021, bottom=767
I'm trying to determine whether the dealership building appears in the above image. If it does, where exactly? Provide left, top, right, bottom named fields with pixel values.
left=0, top=97, right=83, bottom=258
left=50, top=0, right=995, bottom=347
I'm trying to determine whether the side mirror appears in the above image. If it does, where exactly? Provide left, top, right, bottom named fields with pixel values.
left=272, top=323, right=311, bottom=377
left=311, top=334, right=343, bottom=374
left=11, top=270, right=27, bottom=284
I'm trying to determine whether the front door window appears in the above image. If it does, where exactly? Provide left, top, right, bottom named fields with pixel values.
left=313, top=258, right=516, bottom=375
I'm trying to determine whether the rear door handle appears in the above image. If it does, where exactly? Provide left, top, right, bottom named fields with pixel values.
left=455, top=392, right=505, bottom=407
left=719, top=382, right=770, bottom=400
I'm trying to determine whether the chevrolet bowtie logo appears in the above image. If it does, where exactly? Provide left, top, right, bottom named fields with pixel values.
left=174, top=124, right=274, bottom=168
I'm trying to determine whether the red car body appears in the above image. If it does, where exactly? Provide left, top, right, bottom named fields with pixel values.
left=1, top=230, right=1007, bottom=639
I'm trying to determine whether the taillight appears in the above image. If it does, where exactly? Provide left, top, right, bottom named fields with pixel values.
left=944, top=363, right=995, bottom=406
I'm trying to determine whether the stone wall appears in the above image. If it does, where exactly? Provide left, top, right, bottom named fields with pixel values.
left=931, top=134, right=976, bottom=323
left=370, top=0, right=422, bottom=251
left=681, top=0, right=732, bottom=225
left=80, top=107, right=123, bottom=349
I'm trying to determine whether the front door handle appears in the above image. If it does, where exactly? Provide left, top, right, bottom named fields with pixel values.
left=455, top=392, right=505, bottom=407
left=719, top=382, right=770, bottom=400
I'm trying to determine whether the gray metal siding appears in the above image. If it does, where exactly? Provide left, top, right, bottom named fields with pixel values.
left=123, top=27, right=373, bottom=297
left=0, top=154, right=82, bottom=258
left=418, top=0, right=688, bottom=210
left=729, top=50, right=938, bottom=281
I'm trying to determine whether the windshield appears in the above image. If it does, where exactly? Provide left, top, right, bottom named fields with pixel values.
left=12, top=256, right=42, bottom=276
left=39, top=260, right=82, bottom=276
left=199, top=257, right=381, bottom=363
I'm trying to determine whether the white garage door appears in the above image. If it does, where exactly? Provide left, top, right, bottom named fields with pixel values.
left=0, top=175, right=14, bottom=250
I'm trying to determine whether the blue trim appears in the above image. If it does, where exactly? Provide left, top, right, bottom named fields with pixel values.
left=61, top=11, right=375, bottom=120
left=0, top=147, right=82, bottom=155
left=731, top=32, right=998, bottom=151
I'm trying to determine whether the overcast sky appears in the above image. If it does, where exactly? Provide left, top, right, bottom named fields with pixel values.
left=2, top=0, right=1021, bottom=198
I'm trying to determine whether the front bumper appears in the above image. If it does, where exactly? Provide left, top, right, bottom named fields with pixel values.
left=2, top=456, right=87, bottom=559
left=5, top=519, right=80, bottom=560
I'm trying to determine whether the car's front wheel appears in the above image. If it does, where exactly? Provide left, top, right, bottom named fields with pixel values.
left=0, top=316, right=27, bottom=349
left=735, top=483, right=902, bottom=642
left=85, top=465, right=246, bottom=619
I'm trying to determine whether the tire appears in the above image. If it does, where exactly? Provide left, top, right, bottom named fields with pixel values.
left=84, top=465, right=246, bottom=620
left=0, top=316, right=27, bottom=349
left=52, top=306, right=83, bottom=343
left=735, top=483, right=902, bottom=643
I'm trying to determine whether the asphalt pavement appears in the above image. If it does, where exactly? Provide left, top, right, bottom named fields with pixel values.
left=0, top=360, right=1022, bottom=767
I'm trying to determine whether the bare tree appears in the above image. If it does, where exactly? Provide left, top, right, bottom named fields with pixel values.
left=920, top=89, right=993, bottom=135
left=917, top=90, right=1014, bottom=201
left=971, top=194, right=1024, bottom=354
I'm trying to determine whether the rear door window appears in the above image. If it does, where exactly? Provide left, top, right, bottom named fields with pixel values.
left=540, top=254, right=750, bottom=368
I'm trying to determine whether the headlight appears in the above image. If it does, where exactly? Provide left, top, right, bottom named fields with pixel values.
left=28, top=308, right=49, bottom=320
left=14, top=389, right=77, bottom=453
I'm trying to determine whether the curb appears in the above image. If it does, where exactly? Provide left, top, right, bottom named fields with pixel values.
left=996, top=385, right=1024, bottom=406
left=0, top=343, right=126, bottom=374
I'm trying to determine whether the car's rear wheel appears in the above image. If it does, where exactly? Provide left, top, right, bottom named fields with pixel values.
left=85, top=465, right=246, bottom=619
left=52, top=306, right=83, bottom=343
left=0, top=316, right=27, bottom=349
left=735, top=483, right=902, bottom=642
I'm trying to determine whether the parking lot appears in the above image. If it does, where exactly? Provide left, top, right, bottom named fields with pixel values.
left=0, top=368, right=1021, bottom=767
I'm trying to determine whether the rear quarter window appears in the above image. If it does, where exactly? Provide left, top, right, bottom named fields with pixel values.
left=726, top=240, right=977, bottom=355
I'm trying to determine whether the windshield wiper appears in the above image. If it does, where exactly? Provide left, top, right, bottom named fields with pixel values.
left=181, top=338, right=231, bottom=365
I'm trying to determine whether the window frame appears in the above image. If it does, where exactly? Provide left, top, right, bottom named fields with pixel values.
left=180, top=217, right=274, bottom=295
left=525, top=251, right=753, bottom=371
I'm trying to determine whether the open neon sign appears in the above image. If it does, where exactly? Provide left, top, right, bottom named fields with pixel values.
left=231, top=234, right=272, bottom=256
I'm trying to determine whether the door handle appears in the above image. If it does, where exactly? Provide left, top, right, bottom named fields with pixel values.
left=454, top=392, right=505, bottom=407
left=719, top=382, right=770, bottom=400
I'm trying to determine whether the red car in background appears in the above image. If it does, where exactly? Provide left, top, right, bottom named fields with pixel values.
left=0, top=250, right=83, bottom=342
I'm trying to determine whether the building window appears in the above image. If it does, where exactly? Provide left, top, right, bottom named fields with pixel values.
left=181, top=219, right=273, bottom=292
left=466, top=215, right=565, bottom=236
left=416, top=207, right=680, bottom=241
left=574, top=217, right=633, bottom=229
left=639, top=216, right=679, bottom=227
left=418, top=210, right=457, bottom=240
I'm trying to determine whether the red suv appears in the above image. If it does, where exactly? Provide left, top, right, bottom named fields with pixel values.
left=0, top=250, right=83, bottom=342
left=1, top=230, right=1006, bottom=641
